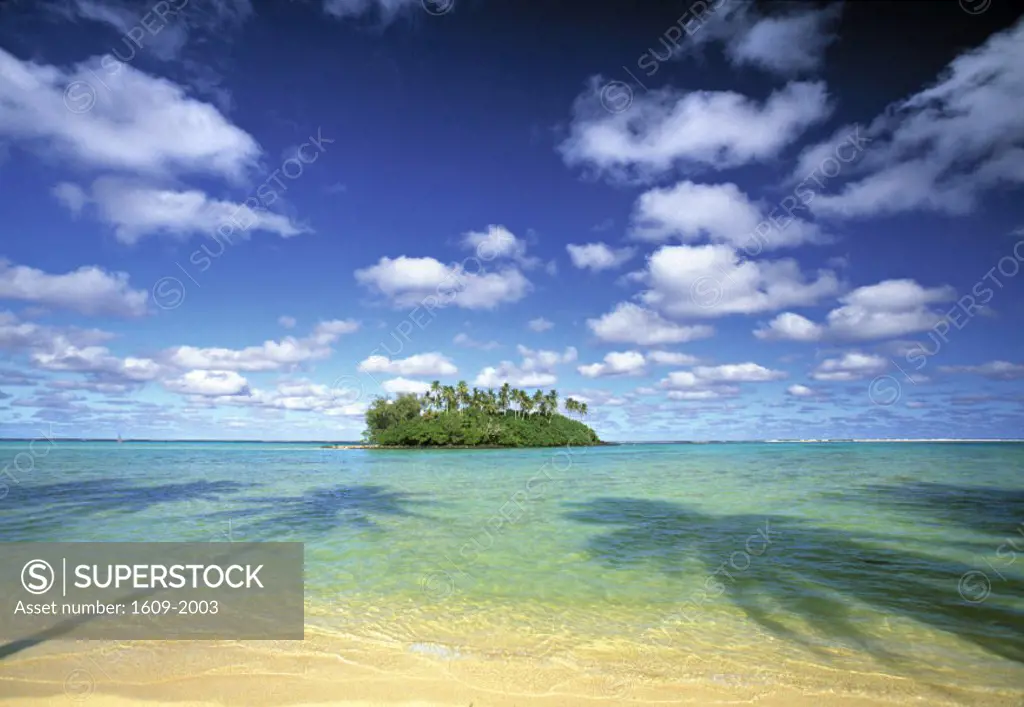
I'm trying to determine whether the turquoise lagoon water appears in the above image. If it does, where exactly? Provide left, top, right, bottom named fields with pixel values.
left=1, top=440, right=1023, bottom=699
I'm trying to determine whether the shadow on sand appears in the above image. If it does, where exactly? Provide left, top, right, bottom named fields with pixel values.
left=196, top=483, right=434, bottom=539
left=563, top=490, right=1024, bottom=677
left=0, top=478, right=253, bottom=541
left=830, top=481, right=1024, bottom=537
left=0, top=483, right=428, bottom=662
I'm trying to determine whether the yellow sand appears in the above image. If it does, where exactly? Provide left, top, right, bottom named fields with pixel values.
left=1, top=626, right=1021, bottom=707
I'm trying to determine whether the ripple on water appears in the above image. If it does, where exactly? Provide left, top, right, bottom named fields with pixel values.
left=2, top=441, right=1023, bottom=704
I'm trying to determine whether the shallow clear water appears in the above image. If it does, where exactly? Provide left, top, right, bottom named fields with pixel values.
left=2, top=440, right=1023, bottom=699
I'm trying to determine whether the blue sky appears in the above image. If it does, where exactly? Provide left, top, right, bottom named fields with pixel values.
left=1, top=0, right=1023, bottom=441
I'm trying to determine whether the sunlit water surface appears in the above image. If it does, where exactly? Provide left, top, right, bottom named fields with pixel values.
left=2, top=441, right=1022, bottom=702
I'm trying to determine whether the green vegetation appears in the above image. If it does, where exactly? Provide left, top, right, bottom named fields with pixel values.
left=363, top=381, right=600, bottom=448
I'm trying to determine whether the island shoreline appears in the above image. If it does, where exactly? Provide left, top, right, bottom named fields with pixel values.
left=320, top=442, right=618, bottom=450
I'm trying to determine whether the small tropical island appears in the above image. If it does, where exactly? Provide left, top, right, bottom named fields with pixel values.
left=330, top=382, right=603, bottom=448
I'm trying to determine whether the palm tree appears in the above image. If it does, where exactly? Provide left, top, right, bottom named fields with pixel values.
left=428, top=380, right=442, bottom=413
left=545, top=390, right=558, bottom=417
left=475, top=388, right=490, bottom=414
left=522, top=390, right=535, bottom=416
left=404, top=385, right=594, bottom=420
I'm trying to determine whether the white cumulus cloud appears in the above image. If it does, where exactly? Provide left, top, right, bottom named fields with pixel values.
left=578, top=351, right=647, bottom=378
left=796, top=18, right=1024, bottom=218
left=358, top=352, right=457, bottom=377
left=810, top=352, right=888, bottom=382
left=355, top=255, right=531, bottom=310
left=566, top=242, right=636, bottom=271
left=473, top=345, right=577, bottom=388
left=647, top=350, right=699, bottom=366
left=756, top=279, right=956, bottom=342
left=162, top=320, right=359, bottom=372
left=588, top=302, right=714, bottom=346
left=67, top=178, right=307, bottom=244
left=0, top=49, right=259, bottom=181
left=656, top=360, right=785, bottom=400
left=636, top=244, right=840, bottom=319
left=164, top=369, right=252, bottom=397
left=0, top=259, right=148, bottom=317
left=559, top=77, right=831, bottom=182
left=693, top=4, right=843, bottom=76
left=631, top=181, right=824, bottom=249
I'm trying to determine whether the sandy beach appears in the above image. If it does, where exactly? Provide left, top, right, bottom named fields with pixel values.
left=2, top=625, right=1022, bottom=707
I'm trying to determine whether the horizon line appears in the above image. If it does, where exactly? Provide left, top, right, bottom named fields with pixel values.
left=2, top=438, right=1023, bottom=444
